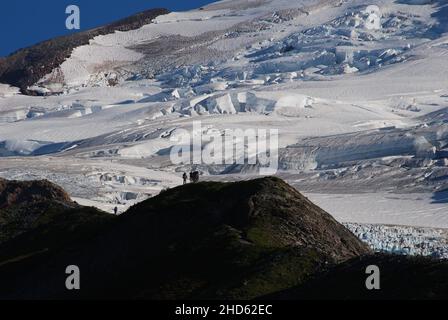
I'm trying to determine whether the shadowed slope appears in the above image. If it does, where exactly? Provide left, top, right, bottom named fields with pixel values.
left=265, top=254, right=448, bottom=300
left=0, top=177, right=370, bottom=299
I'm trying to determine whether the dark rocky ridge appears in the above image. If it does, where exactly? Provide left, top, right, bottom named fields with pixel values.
left=0, top=176, right=370, bottom=299
left=0, top=178, right=110, bottom=246
left=0, top=178, right=72, bottom=208
left=0, top=8, right=169, bottom=95
left=1, top=177, right=446, bottom=300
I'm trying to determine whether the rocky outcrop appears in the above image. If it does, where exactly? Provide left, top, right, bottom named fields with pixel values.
left=1, top=177, right=446, bottom=300
left=0, top=8, right=169, bottom=94
left=0, top=178, right=72, bottom=208
left=0, top=177, right=370, bottom=299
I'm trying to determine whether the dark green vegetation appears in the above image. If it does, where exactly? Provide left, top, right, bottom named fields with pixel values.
left=0, top=176, right=368, bottom=299
left=0, top=176, right=447, bottom=300
left=0, top=8, right=169, bottom=94
left=266, top=254, right=448, bottom=300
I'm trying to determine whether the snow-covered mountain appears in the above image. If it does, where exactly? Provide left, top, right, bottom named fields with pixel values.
left=0, top=0, right=447, bottom=240
left=0, top=8, right=168, bottom=94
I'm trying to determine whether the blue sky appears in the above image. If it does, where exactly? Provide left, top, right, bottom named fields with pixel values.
left=0, top=0, right=217, bottom=57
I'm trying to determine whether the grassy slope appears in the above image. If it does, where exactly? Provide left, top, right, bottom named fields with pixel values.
left=0, top=177, right=369, bottom=299
left=1, top=177, right=447, bottom=300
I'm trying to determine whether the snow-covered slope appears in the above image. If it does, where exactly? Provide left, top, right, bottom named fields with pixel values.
left=0, top=0, right=447, bottom=236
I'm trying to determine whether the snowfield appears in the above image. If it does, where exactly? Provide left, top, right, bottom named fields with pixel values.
left=0, top=0, right=447, bottom=255
left=308, top=192, right=448, bottom=229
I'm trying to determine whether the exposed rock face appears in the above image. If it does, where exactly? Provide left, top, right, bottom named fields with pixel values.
left=0, top=178, right=72, bottom=208
left=0, top=178, right=77, bottom=244
left=0, top=8, right=169, bottom=94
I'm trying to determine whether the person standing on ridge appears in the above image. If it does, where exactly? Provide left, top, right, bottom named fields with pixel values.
left=190, top=171, right=199, bottom=183
left=182, top=172, right=188, bottom=185
left=114, top=206, right=118, bottom=215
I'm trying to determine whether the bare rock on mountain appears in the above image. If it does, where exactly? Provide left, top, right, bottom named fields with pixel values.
left=0, top=178, right=81, bottom=245
left=0, top=178, right=72, bottom=208
left=0, top=8, right=169, bottom=94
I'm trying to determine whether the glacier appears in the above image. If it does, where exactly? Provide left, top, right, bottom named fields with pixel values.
left=0, top=0, right=447, bottom=257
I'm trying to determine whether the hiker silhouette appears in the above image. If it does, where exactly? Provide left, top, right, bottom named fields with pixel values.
left=189, top=171, right=200, bottom=183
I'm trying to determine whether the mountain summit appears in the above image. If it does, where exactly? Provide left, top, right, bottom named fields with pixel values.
left=0, top=176, right=369, bottom=299
left=1, top=177, right=447, bottom=300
